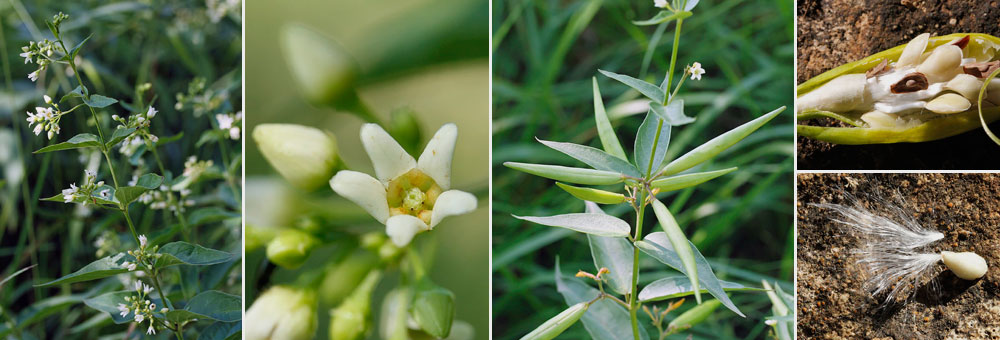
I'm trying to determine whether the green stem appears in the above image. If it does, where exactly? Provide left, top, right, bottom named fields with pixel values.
left=645, top=120, right=665, bottom=178
left=149, top=268, right=174, bottom=310
left=662, top=18, right=684, bottom=104
left=629, top=190, right=648, bottom=340
left=668, top=71, right=688, bottom=105
left=406, top=247, right=426, bottom=281
left=121, top=207, right=141, bottom=247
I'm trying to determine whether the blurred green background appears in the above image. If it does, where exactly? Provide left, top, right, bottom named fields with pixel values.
left=245, top=0, right=489, bottom=339
left=492, top=0, right=794, bottom=339
left=0, top=0, right=242, bottom=338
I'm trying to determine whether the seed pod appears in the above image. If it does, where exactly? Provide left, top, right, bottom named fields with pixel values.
left=411, top=280, right=456, bottom=339
left=320, top=249, right=378, bottom=305
left=519, top=302, right=588, bottom=340
left=253, top=124, right=341, bottom=191
left=941, top=251, right=988, bottom=280
left=266, top=229, right=320, bottom=269
left=944, top=74, right=984, bottom=100
left=329, top=271, right=382, bottom=340
left=925, top=93, right=972, bottom=114
left=554, top=182, right=625, bottom=204
left=916, top=45, right=963, bottom=83
left=667, top=299, right=722, bottom=331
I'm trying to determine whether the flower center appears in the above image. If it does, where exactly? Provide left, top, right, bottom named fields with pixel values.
left=386, top=168, right=442, bottom=225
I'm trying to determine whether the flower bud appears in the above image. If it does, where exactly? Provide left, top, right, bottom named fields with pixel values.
left=266, top=228, right=320, bottom=269
left=387, top=107, right=423, bottom=156
left=281, top=24, right=359, bottom=108
left=253, top=124, right=341, bottom=191
left=245, top=286, right=317, bottom=340
left=320, top=249, right=378, bottom=305
left=411, top=280, right=455, bottom=339
left=246, top=224, right=278, bottom=252
left=329, top=271, right=382, bottom=340
left=378, top=288, right=411, bottom=340
left=359, top=231, right=387, bottom=251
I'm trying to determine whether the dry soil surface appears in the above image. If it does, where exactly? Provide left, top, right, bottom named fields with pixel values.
left=797, top=0, right=1000, bottom=170
left=797, top=173, right=1000, bottom=339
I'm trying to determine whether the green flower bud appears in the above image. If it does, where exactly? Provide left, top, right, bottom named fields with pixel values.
left=387, top=107, right=423, bottom=156
left=378, top=288, right=412, bottom=340
left=329, top=271, right=382, bottom=340
left=378, top=241, right=403, bottom=263
left=245, top=286, right=317, bottom=340
left=360, top=231, right=387, bottom=251
left=667, top=299, right=721, bottom=332
left=266, top=229, right=320, bottom=269
left=411, top=280, right=455, bottom=339
left=246, top=224, right=278, bottom=252
left=320, top=249, right=378, bottom=305
left=281, top=24, right=359, bottom=107
left=253, top=124, right=341, bottom=191
left=519, top=302, right=587, bottom=340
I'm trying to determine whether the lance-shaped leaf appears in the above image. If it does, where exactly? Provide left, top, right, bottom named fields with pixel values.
left=35, top=253, right=130, bottom=287
left=514, top=213, right=630, bottom=237
left=155, top=241, right=234, bottom=267
left=555, top=183, right=625, bottom=205
left=504, top=162, right=624, bottom=185
left=554, top=259, right=648, bottom=340
left=763, top=280, right=794, bottom=340
left=60, top=85, right=87, bottom=103
left=659, top=106, right=785, bottom=176
left=584, top=202, right=633, bottom=295
left=649, top=100, right=694, bottom=126
left=650, top=167, right=737, bottom=192
left=638, top=275, right=762, bottom=302
left=537, top=139, right=640, bottom=177
left=634, top=112, right=671, bottom=178
left=84, top=94, right=118, bottom=109
left=599, top=69, right=665, bottom=104
left=520, top=302, right=587, bottom=340
left=115, top=173, right=163, bottom=208
left=34, top=133, right=102, bottom=154
left=635, top=232, right=745, bottom=317
left=105, top=127, right=137, bottom=149
left=592, top=78, right=627, bottom=160
left=65, top=34, right=92, bottom=61
left=649, top=199, right=700, bottom=303
left=633, top=10, right=693, bottom=26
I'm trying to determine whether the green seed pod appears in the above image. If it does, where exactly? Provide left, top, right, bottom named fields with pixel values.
left=650, top=167, right=737, bottom=192
left=320, top=249, right=378, bottom=305
left=253, top=124, right=342, bottom=191
left=387, top=107, right=423, bottom=156
left=329, top=271, right=382, bottom=340
left=504, top=162, right=624, bottom=186
left=667, top=299, right=721, bottom=332
left=554, top=182, right=625, bottom=204
left=411, top=280, right=456, bottom=339
left=245, top=224, right=278, bottom=252
left=378, top=288, right=412, bottom=340
left=266, top=229, right=320, bottom=269
left=245, top=286, right=318, bottom=340
left=281, top=24, right=359, bottom=108
left=519, top=302, right=588, bottom=340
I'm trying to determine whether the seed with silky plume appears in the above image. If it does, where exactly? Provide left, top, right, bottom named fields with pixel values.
left=411, top=279, right=456, bottom=339
left=253, top=124, right=342, bottom=191
left=320, top=249, right=378, bottom=306
left=245, top=286, right=317, bottom=340
left=281, top=24, right=359, bottom=108
left=941, top=251, right=988, bottom=280
left=266, top=229, right=320, bottom=269
left=329, top=271, right=382, bottom=340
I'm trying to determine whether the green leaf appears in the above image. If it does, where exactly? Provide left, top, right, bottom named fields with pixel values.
left=514, top=213, right=630, bottom=237
left=34, top=133, right=101, bottom=153
left=165, top=309, right=206, bottom=324
left=200, top=322, right=242, bottom=340
left=183, top=290, right=242, bottom=322
left=156, top=241, right=234, bottom=267
left=105, top=127, right=137, bottom=149
left=2, top=294, right=85, bottom=336
left=649, top=100, right=694, bottom=126
left=635, top=232, right=745, bottom=317
left=156, top=132, right=185, bottom=146
left=667, top=299, right=721, bottom=331
left=634, top=112, right=671, bottom=177
left=649, top=199, right=700, bottom=304
left=584, top=202, right=633, bottom=295
left=650, top=167, right=737, bottom=192
left=554, top=259, right=648, bottom=340
left=115, top=173, right=163, bottom=208
left=764, top=281, right=795, bottom=340
left=639, top=276, right=762, bottom=302
left=592, top=78, right=627, bottom=160
left=555, top=183, right=625, bottom=205
left=67, top=34, right=92, bottom=61
left=35, top=253, right=130, bottom=287
left=536, top=138, right=640, bottom=177
left=0, top=265, right=36, bottom=288
left=632, top=10, right=693, bottom=26
left=504, top=162, right=624, bottom=185
left=659, top=106, right=785, bottom=176
left=84, top=94, right=118, bottom=109
left=60, top=85, right=87, bottom=103
left=598, top=69, right=665, bottom=104
left=188, top=207, right=241, bottom=226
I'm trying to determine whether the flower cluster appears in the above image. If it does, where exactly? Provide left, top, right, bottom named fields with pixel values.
left=139, top=185, right=195, bottom=215
left=25, top=95, right=66, bottom=140
left=116, top=280, right=165, bottom=335
left=20, top=40, right=63, bottom=82
left=175, top=78, right=228, bottom=117
left=206, top=0, right=242, bottom=23
left=111, top=106, right=160, bottom=156
left=120, top=235, right=161, bottom=272
left=216, top=111, right=243, bottom=140
left=60, top=170, right=107, bottom=204
left=93, top=230, right=122, bottom=258
left=175, top=156, right=215, bottom=188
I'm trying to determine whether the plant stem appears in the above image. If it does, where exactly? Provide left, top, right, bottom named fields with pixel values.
left=629, top=189, right=648, bottom=340
left=150, top=268, right=174, bottom=310
left=662, top=18, right=684, bottom=104
left=645, top=120, right=665, bottom=178
left=406, top=247, right=426, bottom=281
left=121, top=207, right=141, bottom=248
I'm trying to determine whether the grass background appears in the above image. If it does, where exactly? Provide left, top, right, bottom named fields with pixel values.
left=492, top=0, right=795, bottom=339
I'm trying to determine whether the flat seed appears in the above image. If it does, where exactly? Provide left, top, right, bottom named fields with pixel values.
left=925, top=93, right=971, bottom=114
left=944, top=74, right=984, bottom=100
left=796, top=73, right=868, bottom=113
left=941, top=251, right=988, bottom=280
left=917, top=45, right=963, bottom=83
left=898, top=33, right=930, bottom=67
left=860, top=111, right=902, bottom=129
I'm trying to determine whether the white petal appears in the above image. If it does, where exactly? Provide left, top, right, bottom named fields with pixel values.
left=417, top=123, right=458, bottom=190
left=330, top=170, right=389, bottom=224
left=360, top=124, right=415, bottom=183
left=386, top=215, right=429, bottom=247
left=430, top=190, right=477, bottom=228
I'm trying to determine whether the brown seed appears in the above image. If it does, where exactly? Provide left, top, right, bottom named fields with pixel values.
left=867, top=59, right=891, bottom=78
left=890, top=72, right=929, bottom=93
left=963, top=60, right=1000, bottom=78
left=952, top=35, right=971, bottom=49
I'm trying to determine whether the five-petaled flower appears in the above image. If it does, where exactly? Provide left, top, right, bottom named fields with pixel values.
left=330, top=123, right=477, bottom=247
left=654, top=0, right=668, bottom=8
left=689, top=62, right=706, bottom=81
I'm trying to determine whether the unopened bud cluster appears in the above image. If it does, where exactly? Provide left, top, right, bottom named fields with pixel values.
left=112, top=106, right=160, bottom=156
left=116, top=279, right=163, bottom=335
left=120, top=235, right=162, bottom=272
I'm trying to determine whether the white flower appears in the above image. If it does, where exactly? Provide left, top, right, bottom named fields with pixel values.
left=690, top=62, right=706, bottom=81
left=245, top=286, right=317, bottom=340
left=33, top=124, right=43, bottom=136
left=654, top=0, right=668, bottom=8
left=134, top=313, right=144, bottom=323
left=117, top=303, right=129, bottom=317
left=43, top=95, right=52, bottom=105
left=229, top=127, right=240, bottom=140
left=147, top=323, right=156, bottom=335
left=122, top=261, right=138, bottom=271
left=139, top=235, right=148, bottom=248
left=134, top=281, right=144, bottom=292
left=62, top=183, right=79, bottom=203
left=330, top=124, right=477, bottom=247
left=28, top=71, right=38, bottom=82
left=19, top=51, right=32, bottom=64
left=99, top=189, right=110, bottom=199
left=146, top=106, right=157, bottom=119
left=85, top=169, right=96, bottom=178
left=216, top=114, right=234, bottom=129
